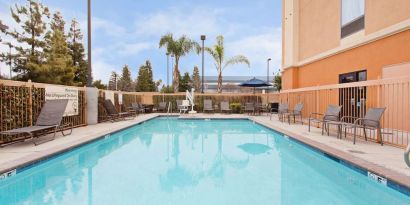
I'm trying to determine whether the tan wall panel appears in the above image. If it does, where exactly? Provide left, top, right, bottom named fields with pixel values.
left=298, top=0, right=340, bottom=61
left=366, top=0, right=410, bottom=34
left=283, top=30, right=410, bottom=88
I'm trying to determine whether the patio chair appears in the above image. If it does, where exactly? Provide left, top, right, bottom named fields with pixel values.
left=341, top=107, right=386, bottom=145
left=244, top=103, right=255, bottom=115
left=180, top=100, right=190, bottom=114
left=130, top=102, right=145, bottom=114
left=287, top=103, right=304, bottom=124
left=103, top=100, right=133, bottom=121
left=308, top=105, right=342, bottom=136
left=157, top=102, right=167, bottom=112
left=0, top=99, right=72, bottom=146
left=220, top=101, right=231, bottom=113
left=176, top=100, right=183, bottom=112
left=203, top=100, right=214, bottom=113
left=270, top=103, right=288, bottom=121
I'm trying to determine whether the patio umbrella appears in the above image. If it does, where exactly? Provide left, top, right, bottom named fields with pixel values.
left=239, top=77, right=271, bottom=93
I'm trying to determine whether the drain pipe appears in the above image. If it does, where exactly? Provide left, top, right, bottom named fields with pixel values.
left=405, top=144, right=410, bottom=168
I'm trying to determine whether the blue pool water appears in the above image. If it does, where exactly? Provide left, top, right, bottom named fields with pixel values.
left=0, top=118, right=409, bottom=205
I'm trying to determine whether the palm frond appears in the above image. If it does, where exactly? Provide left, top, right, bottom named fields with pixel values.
left=223, top=55, right=250, bottom=70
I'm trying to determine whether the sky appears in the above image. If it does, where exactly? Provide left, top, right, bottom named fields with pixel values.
left=0, top=0, right=282, bottom=85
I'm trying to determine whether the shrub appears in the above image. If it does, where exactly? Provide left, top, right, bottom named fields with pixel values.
left=229, top=103, right=242, bottom=113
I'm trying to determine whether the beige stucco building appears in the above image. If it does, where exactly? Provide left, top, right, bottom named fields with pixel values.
left=281, top=0, right=410, bottom=90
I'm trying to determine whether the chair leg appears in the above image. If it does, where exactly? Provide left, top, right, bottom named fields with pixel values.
left=308, top=119, right=311, bottom=132
left=363, top=126, right=367, bottom=141
left=353, top=126, right=357, bottom=144
left=378, top=127, right=383, bottom=146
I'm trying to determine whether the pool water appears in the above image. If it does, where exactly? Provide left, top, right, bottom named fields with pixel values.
left=0, top=118, right=409, bottom=205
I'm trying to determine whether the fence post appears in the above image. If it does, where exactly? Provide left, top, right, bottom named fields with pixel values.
left=316, top=89, right=319, bottom=114
left=28, top=80, right=33, bottom=126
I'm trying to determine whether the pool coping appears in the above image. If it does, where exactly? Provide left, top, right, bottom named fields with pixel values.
left=1, top=114, right=409, bottom=196
left=0, top=114, right=160, bottom=177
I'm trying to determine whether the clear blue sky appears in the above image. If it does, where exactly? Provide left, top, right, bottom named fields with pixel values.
left=0, top=0, right=282, bottom=84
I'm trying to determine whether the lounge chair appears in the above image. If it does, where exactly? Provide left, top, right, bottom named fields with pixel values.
left=308, top=105, right=342, bottom=136
left=203, top=100, right=214, bottom=113
left=244, top=103, right=255, bottom=115
left=157, top=102, right=167, bottom=112
left=340, top=108, right=386, bottom=145
left=287, top=103, right=304, bottom=124
left=103, top=100, right=133, bottom=121
left=0, top=99, right=72, bottom=146
left=220, top=101, right=231, bottom=113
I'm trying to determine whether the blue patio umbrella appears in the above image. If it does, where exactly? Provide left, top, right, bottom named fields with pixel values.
left=239, top=77, right=271, bottom=94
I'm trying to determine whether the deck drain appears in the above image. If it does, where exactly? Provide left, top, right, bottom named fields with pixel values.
left=348, top=150, right=366, bottom=154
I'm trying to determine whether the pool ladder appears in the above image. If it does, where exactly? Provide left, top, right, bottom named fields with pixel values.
left=405, top=144, right=410, bottom=168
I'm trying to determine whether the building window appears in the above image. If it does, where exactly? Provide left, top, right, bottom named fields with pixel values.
left=339, top=70, right=367, bottom=84
left=341, top=0, right=365, bottom=38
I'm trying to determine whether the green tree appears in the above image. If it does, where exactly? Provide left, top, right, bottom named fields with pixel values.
left=160, top=85, right=173, bottom=93
left=119, top=65, right=132, bottom=91
left=273, top=74, right=282, bottom=91
left=68, top=18, right=88, bottom=86
left=37, top=12, right=75, bottom=85
left=179, top=71, right=192, bottom=92
left=8, top=0, right=50, bottom=81
left=0, top=20, right=7, bottom=42
left=92, top=80, right=107, bottom=89
left=192, top=66, right=201, bottom=92
left=159, top=33, right=200, bottom=92
left=205, top=35, right=250, bottom=93
left=135, top=60, right=156, bottom=92
left=108, top=71, right=119, bottom=90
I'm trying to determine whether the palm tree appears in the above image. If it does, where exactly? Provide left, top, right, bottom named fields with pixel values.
left=159, top=33, right=200, bottom=92
left=205, top=35, right=250, bottom=93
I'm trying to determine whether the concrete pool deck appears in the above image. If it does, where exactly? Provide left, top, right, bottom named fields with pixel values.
left=0, top=113, right=409, bottom=189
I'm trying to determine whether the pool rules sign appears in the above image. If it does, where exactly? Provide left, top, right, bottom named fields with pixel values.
left=45, top=86, right=79, bottom=116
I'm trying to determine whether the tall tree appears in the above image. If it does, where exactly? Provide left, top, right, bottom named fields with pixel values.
left=119, top=65, right=132, bottom=91
left=68, top=18, right=87, bottom=85
left=192, top=66, right=201, bottom=92
left=9, top=0, right=50, bottom=80
left=135, top=60, right=156, bottom=92
left=159, top=33, right=200, bottom=92
left=179, top=71, right=192, bottom=92
left=205, top=35, right=250, bottom=93
left=37, top=12, right=75, bottom=85
left=92, top=80, right=107, bottom=89
left=108, top=71, right=119, bottom=90
left=0, top=20, right=7, bottom=42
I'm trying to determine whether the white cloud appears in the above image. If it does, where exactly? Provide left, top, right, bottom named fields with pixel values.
left=225, top=27, right=282, bottom=76
left=134, top=7, right=235, bottom=38
left=117, top=42, right=153, bottom=56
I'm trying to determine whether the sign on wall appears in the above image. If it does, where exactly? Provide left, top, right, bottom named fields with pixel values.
left=105, top=91, right=115, bottom=104
left=45, top=86, right=79, bottom=116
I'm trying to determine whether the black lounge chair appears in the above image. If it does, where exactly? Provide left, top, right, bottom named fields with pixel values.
left=220, top=101, right=231, bottom=113
left=203, top=100, right=214, bottom=113
left=103, top=100, right=133, bottom=121
left=308, top=105, right=342, bottom=136
left=0, top=99, right=72, bottom=146
left=287, top=103, right=304, bottom=124
left=340, top=107, right=386, bottom=145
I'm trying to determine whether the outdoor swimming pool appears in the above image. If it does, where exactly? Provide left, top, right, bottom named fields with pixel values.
left=0, top=117, right=409, bottom=204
